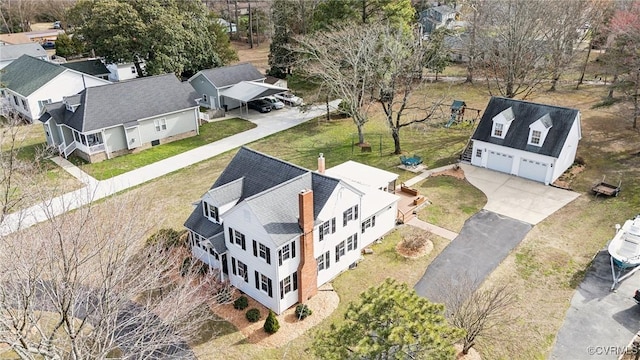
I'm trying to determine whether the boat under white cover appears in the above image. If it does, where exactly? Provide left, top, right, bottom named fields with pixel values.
left=608, top=215, right=640, bottom=269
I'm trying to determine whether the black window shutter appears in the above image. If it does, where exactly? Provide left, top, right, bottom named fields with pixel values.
left=278, top=250, right=283, bottom=266
left=335, top=245, right=339, bottom=262
left=231, top=258, right=237, bottom=275
left=343, top=212, right=347, bottom=226
left=291, top=241, right=296, bottom=257
left=241, top=234, right=246, bottom=250
left=253, top=240, right=257, bottom=257
left=214, top=208, right=219, bottom=222
left=355, top=205, right=359, bottom=219
left=326, top=251, right=330, bottom=268
left=266, top=248, right=271, bottom=264
left=280, top=280, right=284, bottom=299
left=255, top=271, right=259, bottom=289
left=354, top=233, right=358, bottom=249
left=228, top=227, right=233, bottom=242
left=331, top=218, right=336, bottom=233
left=293, top=272, right=298, bottom=290
left=319, top=228, right=324, bottom=241
left=267, top=279, right=273, bottom=297
left=372, top=216, right=376, bottom=226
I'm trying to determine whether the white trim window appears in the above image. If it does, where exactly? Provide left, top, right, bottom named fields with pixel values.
left=254, top=271, right=273, bottom=297
left=278, top=241, right=296, bottom=266
left=231, top=258, right=248, bottom=282
left=493, top=122, right=504, bottom=137
left=154, top=118, right=167, bottom=132
left=203, top=201, right=219, bottom=223
left=279, top=271, right=298, bottom=299
left=203, top=94, right=209, bottom=103
left=347, top=233, right=358, bottom=251
left=319, top=218, right=336, bottom=241
left=530, top=130, right=542, bottom=145
left=335, top=241, right=346, bottom=262
left=343, top=205, right=359, bottom=226
left=317, top=251, right=330, bottom=271
left=228, top=228, right=246, bottom=250
left=252, top=240, right=271, bottom=264
left=475, top=149, right=482, bottom=158
left=38, top=99, right=52, bottom=112
left=361, top=215, right=376, bottom=234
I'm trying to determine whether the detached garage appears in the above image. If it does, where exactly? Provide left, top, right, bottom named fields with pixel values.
left=469, top=97, right=581, bottom=185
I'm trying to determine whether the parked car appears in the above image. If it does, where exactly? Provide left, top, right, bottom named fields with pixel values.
left=53, top=21, right=62, bottom=29
left=247, top=99, right=272, bottom=113
left=262, top=96, right=284, bottom=110
left=42, top=41, right=56, bottom=49
left=274, top=92, right=303, bottom=106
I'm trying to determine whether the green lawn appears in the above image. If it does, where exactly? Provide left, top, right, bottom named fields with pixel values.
left=70, top=119, right=256, bottom=180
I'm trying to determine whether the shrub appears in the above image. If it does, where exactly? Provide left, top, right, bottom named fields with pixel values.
left=234, top=296, right=249, bottom=310
left=263, top=310, right=280, bottom=334
left=295, top=304, right=313, bottom=320
left=146, top=228, right=186, bottom=249
left=180, top=257, right=191, bottom=277
left=246, top=308, right=261, bottom=322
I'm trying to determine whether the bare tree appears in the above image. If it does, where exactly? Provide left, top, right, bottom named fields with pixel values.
left=545, top=0, right=592, bottom=91
left=0, top=0, right=39, bottom=32
left=479, top=0, right=550, bottom=98
left=442, top=273, right=516, bottom=356
left=461, top=0, right=488, bottom=84
left=372, top=25, right=447, bottom=154
left=576, top=0, right=613, bottom=89
left=293, top=23, right=380, bottom=144
left=0, top=193, right=222, bottom=359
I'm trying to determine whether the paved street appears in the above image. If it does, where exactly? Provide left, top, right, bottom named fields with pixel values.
left=0, top=101, right=340, bottom=236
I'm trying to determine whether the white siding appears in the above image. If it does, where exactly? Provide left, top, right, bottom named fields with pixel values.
left=360, top=203, right=397, bottom=248
left=26, top=70, right=110, bottom=121
left=552, top=114, right=581, bottom=182
left=472, top=140, right=557, bottom=184
left=104, top=126, right=127, bottom=152
left=106, top=63, right=139, bottom=82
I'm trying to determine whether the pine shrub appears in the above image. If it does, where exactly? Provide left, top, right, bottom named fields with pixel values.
left=264, top=310, right=280, bottom=334
left=295, top=304, right=313, bottom=320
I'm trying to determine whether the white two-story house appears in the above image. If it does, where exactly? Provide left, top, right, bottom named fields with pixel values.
left=184, top=148, right=399, bottom=314
left=469, top=97, right=582, bottom=185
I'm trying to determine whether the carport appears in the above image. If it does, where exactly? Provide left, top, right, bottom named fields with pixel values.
left=219, top=81, right=287, bottom=115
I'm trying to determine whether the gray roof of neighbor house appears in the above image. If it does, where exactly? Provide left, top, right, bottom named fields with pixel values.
left=61, top=59, right=109, bottom=77
left=43, top=74, right=199, bottom=132
left=195, top=63, right=264, bottom=88
left=471, top=97, right=580, bottom=158
left=184, top=147, right=341, bottom=246
left=0, top=55, right=65, bottom=96
left=0, top=43, right=47, bottom=61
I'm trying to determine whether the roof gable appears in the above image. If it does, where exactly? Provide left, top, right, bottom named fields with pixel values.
left=44, top=74, right=198, bottom=132
left=0, top=55, right=65, bottom=96
left=61, top=59, right=109, bottom=77
left=0, top=43, right=47, bottom=61
left=472, top=97, right=579, bottom=158
left=195, top=63, right=264, bottom=88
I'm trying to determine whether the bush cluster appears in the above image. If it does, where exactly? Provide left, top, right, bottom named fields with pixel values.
left=295, top=304, right=313, bottom=320
left=246, top=308, right=261, bottom=322
left=234, top=296, right=249, bottom=310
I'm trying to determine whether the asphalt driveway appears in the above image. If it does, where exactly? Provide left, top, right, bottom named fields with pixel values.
left=414, top=210, right=532, bottom=304
left=551, top=250, right=640, bottom=359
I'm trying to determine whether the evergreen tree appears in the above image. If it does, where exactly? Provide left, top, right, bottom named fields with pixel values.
left=263, top=310, right=280, bottom=334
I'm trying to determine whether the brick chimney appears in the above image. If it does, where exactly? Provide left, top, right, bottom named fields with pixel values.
left=317, top=153, right=325, bottom=174
left=297, top=189, right=317, bottom=303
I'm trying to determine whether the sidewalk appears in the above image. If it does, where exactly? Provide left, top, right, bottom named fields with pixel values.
left=0, top=101, right=340, bottom=236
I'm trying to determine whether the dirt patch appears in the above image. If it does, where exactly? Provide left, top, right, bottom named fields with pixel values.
left=396, top=228, right=434, bottom=259
left=209, top=283, right=339, bottom=348
left=431, top=166, right=466, bottom=180
left=553, top=164, right=585, bottom=190
left=232, top=40, right=270, bottom=73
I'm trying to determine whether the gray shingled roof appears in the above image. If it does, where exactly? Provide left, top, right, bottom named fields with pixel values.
left=0, top=43, right=47, bottom=61
left=184, top=202, right=225, bottom=244
left=45, top=74, right=198, bottom=132
left=61, top=59, right=109, bottom=77
left=185, top=147, right=341, bottom=245
left=0, top=55, right=64, bottom=96
left=197, top=63, right=264, bottom=88
left=207, top=178, right=243, bottom=207
left=471, top=97, right=579, bottom=158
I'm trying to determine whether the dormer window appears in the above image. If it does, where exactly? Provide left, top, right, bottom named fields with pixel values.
left=530, top=130, right=542, bottom=145
left=491, top=107, right=514, bottom=139
left=493, top=123, right=504, bottom=137
left=528, top=114, right=553, bottom=147
left=203, top=201, right=219, bottom=223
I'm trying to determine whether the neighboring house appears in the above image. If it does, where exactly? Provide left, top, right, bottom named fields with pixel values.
left=188, top=63, right=267, bottom=110
left=0, top=55, right=110, bottom=122
left=468, top=97, right=581, bottom=185
left=265, top=75, right=287, bottom=89
left=184, top=148, right=399, bottom=314
left=0, top=33, right=32, bottom=45
left=418, top=4, right=459, bottom=35
left=106, top=62, right=142, bottom=82
left=39, top=74, right=200, bottom=162
left=61, top=59, right=110, bottom=80
left=216, top=18, right=237, bottom=34
left=0, top=43, right=48, bottom=69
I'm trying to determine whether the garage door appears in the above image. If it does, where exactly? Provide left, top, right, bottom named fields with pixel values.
left=518, top=158, right=548, bottom=183
left=487, top=151, right=514, bottom=174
